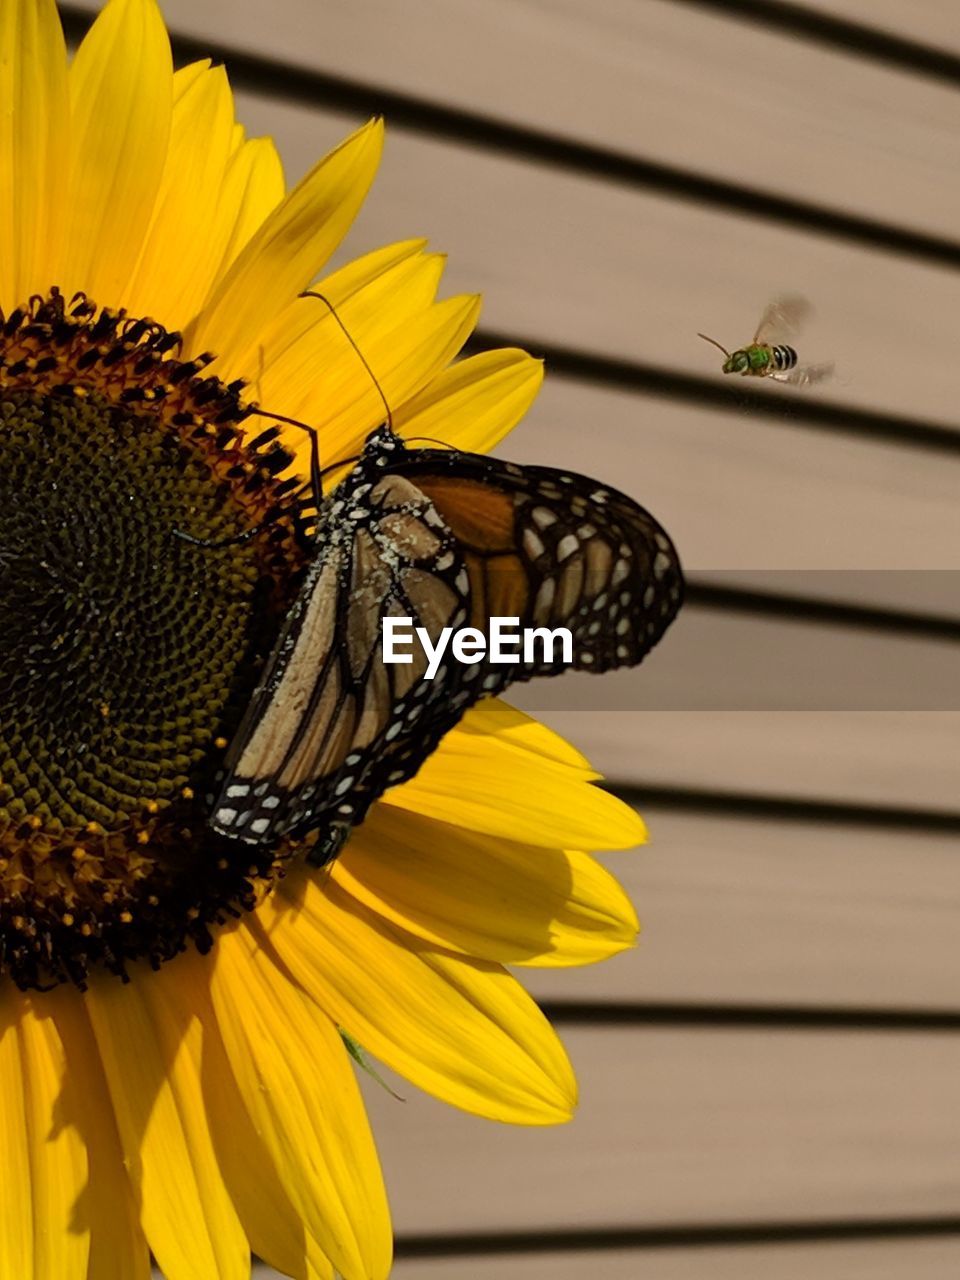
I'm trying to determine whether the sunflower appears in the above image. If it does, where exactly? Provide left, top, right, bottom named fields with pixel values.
left=0, top=0, right=646, bottom=1276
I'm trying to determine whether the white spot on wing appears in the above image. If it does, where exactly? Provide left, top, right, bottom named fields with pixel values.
left=523, top=528, right=545, bottom=560
left=532, top=507, right=558, bottom=530
left=534, top=579, right=555, bottom=620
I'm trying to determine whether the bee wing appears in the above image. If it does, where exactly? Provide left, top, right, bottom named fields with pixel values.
left=769, top=361, right=835, bottom=387
left=753, top=294, right=812, bottom=345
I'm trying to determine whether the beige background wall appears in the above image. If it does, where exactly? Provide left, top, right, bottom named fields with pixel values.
left=65, top=0, right=960, bottom=1274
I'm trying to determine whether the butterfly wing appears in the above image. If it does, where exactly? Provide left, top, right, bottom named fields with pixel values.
left=209, top=428, right=683, bottom=861
left=394, top=449, right=683, bottom=684
left=208, top=455, right=470, bottom=854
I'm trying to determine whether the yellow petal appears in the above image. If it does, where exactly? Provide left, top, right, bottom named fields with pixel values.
left=253, top=246, right=446, bottom=426
left=124, top=62, right=236, bottom=327
left=289, top=292, right=482, bottom=478
left=86, top=971, right=249, bottom=1280
left=44, top=989, right=150, bottom=1280
left=188, top=117, right=384, bottom=374
left=386, top=720, right=646, bottom=849
left=393, top=348, right=544, bottom=454
left=62, top=0, right=173, bottom=306
left=0, top=999, right=32, bottom=1277
left=210, top=933, right=392, bottom=1280
left=314, top=237, right=429, bottom=307
left=378, top=700, right=642, bottom=850
left=258, top=874, right=577, bottom=1124
left=156, top=954, right=336, bottom=1280
left=337, top=805, right=639, bottom=967
left=167, top=55, right=209, bottom=100
left=244, top=239, right=431, bottom=409
left=455, top=699, right=594, bottom=772
left=0, top=0, right=69, bottom=308
left=202, top=134, right=285, bottom=309
left=0, top=992, right=89, bottom=1280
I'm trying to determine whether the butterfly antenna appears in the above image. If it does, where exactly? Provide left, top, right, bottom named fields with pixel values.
left=697, top=332, right=731, bottom=358
left=402, top=435, right=455, bottom=451
left=300, top=290, right=394, bottom=431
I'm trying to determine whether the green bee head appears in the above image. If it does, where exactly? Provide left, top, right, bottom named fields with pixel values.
left=722, top=350, right=750, bottom=374
left=698, top=331, right=747, bottom=374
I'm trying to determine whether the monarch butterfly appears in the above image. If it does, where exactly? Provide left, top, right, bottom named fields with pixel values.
left=207, top=416, right=683, bottom=865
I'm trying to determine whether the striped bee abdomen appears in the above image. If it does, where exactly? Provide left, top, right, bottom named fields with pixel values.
left=771, top=344, right=798, bottom=371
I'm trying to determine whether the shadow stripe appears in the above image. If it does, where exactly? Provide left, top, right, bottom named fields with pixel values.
left=57, top=7, right=960, bottom=273
left=539, top=1000, right=960, bottom=1033
left=395, top=1216, right=960, bottom=1258
left=685, top=582, right=960, bottom=642
left=607, top=784, right=960, bottom=835
left=676, top=0, right=960, bottom=90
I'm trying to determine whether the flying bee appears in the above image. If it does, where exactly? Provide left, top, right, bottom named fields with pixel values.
left=698, top=294, right=834, bottom=387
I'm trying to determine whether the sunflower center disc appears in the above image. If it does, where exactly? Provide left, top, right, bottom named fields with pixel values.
left=0, top=290, right=307, bottom=990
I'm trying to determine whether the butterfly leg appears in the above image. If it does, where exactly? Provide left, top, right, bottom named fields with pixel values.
left=171, top=524, right=266, bottom=550
left=246, top=405, right=323, bottom=510
left=305, top=821, right=352, bottom=868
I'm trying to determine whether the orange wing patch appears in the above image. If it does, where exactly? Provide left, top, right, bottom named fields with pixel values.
left=479, top=552, right=530, bottom=620
left=414, top=476, right=517, bottom=550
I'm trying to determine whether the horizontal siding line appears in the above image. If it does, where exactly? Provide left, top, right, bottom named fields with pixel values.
left=467, top=331, right=960, bottom=457
left=686, top=583, right=960, bottom=642
left=678, top=0, right=960, bottom=92
left=539, top=1000, right=960, bottom=1033
left=607, top=784, right=960, bottom=835
left=395, top=1216, right=960, bottom=1259
left=58, top=8, right=960, bottom=275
